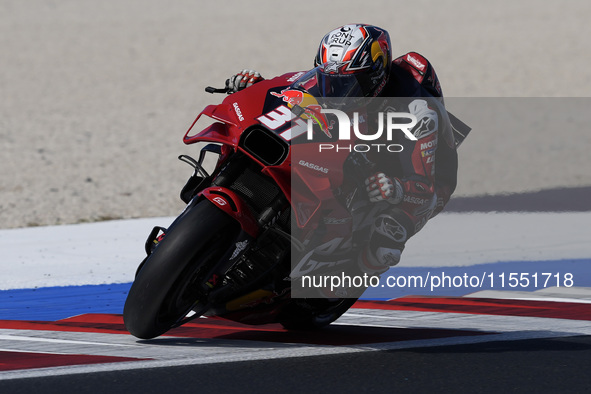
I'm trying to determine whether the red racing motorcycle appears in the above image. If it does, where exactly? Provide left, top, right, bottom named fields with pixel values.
left=123, top=70, right=469, bottom=339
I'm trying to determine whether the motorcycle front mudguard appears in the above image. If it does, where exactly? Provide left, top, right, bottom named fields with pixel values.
left=199, top=186, right=260, bottom=238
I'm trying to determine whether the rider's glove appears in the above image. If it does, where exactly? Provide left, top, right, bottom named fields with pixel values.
left=227, top=69, right=264, bottom=93
left=365, top=173, right=404, bottom=204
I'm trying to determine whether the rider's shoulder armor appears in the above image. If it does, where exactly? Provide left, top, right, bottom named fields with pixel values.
left=390, top=52, right=443, bottom=99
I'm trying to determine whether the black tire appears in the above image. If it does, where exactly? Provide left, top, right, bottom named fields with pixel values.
left=279, top=298, right=357, bottom=330
left=123, top=199, right=239, bottom=339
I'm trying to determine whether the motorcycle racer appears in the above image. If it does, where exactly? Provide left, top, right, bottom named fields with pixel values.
left=226, top=24, right=458, bottom=277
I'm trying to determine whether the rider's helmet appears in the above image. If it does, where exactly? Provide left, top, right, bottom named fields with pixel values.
left=313, top=24, right=392, bottom=98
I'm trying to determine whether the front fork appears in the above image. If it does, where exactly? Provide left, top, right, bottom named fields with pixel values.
left=178, top=143, right=232, bottom=204
left=148, top=144, right=290, bottom=304
left=143, top=143, right=247, bottom=262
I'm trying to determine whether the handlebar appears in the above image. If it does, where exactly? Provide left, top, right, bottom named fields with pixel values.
left=205, top=79, right=231, bottom=94
left=205, top=86, right=230, bottom=94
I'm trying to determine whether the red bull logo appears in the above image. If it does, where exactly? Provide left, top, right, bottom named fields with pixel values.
left=302, top=104, right=334, bottom=138
left=270, top=88, right=305, bottom=106
left=270, top=89, right=335, bottom=138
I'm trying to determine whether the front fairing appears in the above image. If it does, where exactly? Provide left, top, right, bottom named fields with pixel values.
left=183, top=71, right=352, bottom=231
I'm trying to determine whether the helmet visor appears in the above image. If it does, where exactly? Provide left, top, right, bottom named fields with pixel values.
left=315, top=69, right=368, bottom=98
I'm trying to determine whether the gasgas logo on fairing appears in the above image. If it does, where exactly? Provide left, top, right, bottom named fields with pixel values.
left=233, top=102, right=244, bottom=121
left=298, top=160, right=329, bottom=174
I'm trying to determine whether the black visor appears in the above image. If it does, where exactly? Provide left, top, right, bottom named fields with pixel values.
left=292, top=66, right=374, bottom=99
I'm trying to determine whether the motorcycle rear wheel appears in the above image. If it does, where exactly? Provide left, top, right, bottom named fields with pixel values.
left=123, top=199, right=239, bottom=339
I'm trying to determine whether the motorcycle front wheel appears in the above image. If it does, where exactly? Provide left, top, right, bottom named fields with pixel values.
left=123, top=199, right=239, bottom=339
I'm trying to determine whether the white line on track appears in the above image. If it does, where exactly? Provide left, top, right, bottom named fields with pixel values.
left=2, top=308, right=591, bottom=381
left=0, top=334, right=137, bottom=347
left=0, top=327, right=584, bottom=382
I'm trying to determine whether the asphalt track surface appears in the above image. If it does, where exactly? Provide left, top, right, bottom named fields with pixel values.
left=2, top=334, right=590, bottom=393
left=0, top=336, right=589, bottom=394
left=2, top=286, right=591, bottom=393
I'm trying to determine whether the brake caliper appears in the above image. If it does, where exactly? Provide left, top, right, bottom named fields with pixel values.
left=144, top=226, right=167, bottom=255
